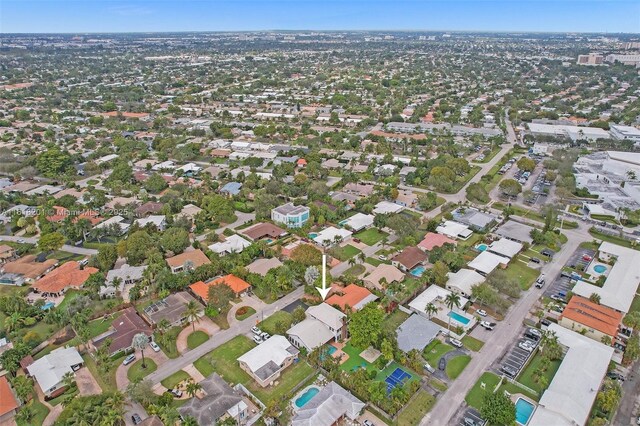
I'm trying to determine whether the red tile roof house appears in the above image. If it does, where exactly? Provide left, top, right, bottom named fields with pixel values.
left=326, top=284, right=378, bottom=313
left=92, top=307, right=153, bottom=355
left=190, top=274, right=252, bottom=301
left=0, top=376, right=19, bottom=424
left=166, top=249, right=211, bottom=273
left=418, top=232, right=457, bottom=252
left=392, top=247, right=428, bottom=272
left=31, top=261, right=99, bottom=297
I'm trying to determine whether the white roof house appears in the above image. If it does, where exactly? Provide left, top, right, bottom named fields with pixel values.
left=27, top=347, right=84, bottom=396
left=291, top=381, right=365, bottom=426
left=373, top=201, right=404, bottom=215
left=177, top=163, right=202, bottom=174
left=208, top=234, right=252, bottom=256
left=408, top=286, right=469, bottom=317
left=529, top=323, right=614, bottom=426
left=446, top=269, right=485, bottom=298
left=307, top=303, right=346, bottom=331
left=313, top=227, right=352, bottom=247
left=571, top=242, right=640, bottom=313
left=152, top=160, right=176, bottom=171
left=95, top=215, right=130, bottom=234
left=468, top=251, right=509, bottom=276
left=287, top=303, right=346, bottom=352
left=487, top=238, right=523, bottom=259
left=341, top=213, right=374, bottom=232
left=134, top=215, right=166, bottom=231
left=246, top=257, right=283, bottom=276
left=436, top=221, right=473, bottom=240
left=237, top=335, right=299, bottom=383
left=25, top=185, right=63, bottom=196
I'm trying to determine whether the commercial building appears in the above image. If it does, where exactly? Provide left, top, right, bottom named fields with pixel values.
left=576, top=53, right=604, bottom=65
left=560, top=295, right=623, bottom=344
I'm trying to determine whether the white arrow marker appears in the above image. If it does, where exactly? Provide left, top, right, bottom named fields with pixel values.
left=316, top=254, right=331, bottom=300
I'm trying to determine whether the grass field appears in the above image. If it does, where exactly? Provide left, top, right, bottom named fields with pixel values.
left=589, top=228, right=640, bottom=251
left=462, top=336, right=485, bottom=352
left=235, top=306, right=256, bottom=321
left=187, top=330, right=209, bottom=350
left=397, top=390, right=436, bottom=426
left=154, top=326, right=182, bottom=359
left=127, top=358, right=157, bottom=382
left=466, top=372, right=501, bottom=409
left=423, top=341, right=454, bottom=366
left=16, top=396, right=50, bottom=426
left=340, top=342, right=375, bottom=372
left=258, top=311, right=293, bottom=335
left=328, top=244, right=362, bottom=261
left=517, top=352, right=562, bottom=394
left=630, top=294, right=640, bottom=314
left=344, top=264, right=366, bottom=276
left=382, top=310, right=410, bottom=335
left=161, top=370, right=192, bottom=390
left=505, top=260, right=540, bottom=290
left=446, top=355, right=471, bottom=379
left=354, top=228, right=388, bottom=246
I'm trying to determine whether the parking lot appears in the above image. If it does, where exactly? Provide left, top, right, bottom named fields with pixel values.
left=544, top=246, right=596, bottom=299
left=457, top=407, right=486, bottom=426
left=494, top=328, right=540, bottom=379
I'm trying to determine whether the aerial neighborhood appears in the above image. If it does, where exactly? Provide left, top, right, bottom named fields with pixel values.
left=0, top=28, right=640, bottom=426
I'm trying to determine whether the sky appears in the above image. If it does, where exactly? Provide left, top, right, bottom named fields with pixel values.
left=1, top=0, right=639, bottom=34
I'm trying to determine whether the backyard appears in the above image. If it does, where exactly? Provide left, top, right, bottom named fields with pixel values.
left=329, top=244, right=362, bottom=261
left=354, top=228, right=388, bottom=246
left=445, top=355, right=471, bottom=379
left=466, top=372, right=539, bottom=410
left=397, top=390, right=436, bottom=426
left=340, top=342, right=376, bottom=373
left=517, top=352, right=562, bottom=394
left=258, top=311, right=293, bottom=335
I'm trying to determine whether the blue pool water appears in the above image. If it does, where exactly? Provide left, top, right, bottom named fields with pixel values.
left=41, top=301, right=55, bottom=310
left=320, top=345, right=338, bottom=360
left=448, top=311, right=471, bottom=325
left=308, top=233, right=318, bottom=239
left=410, top=265, right=426, bottom=277
left=515, top=398, right=535, bottom=425
left=476, top=244, right=488, bottom=252
left=295, top=387, right=320, bottom=408
left=594, top=264, right=607, bottom=274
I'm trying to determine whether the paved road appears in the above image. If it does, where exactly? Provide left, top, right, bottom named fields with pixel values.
left=145, top=286, right=305, bottom=385
left=614, top=359, right=640, bottom=426
left=0, top=235, right=98, bottom=255
left=420, top=222, right=590, bottom=425
left=330, top=241, right=382, bottom=278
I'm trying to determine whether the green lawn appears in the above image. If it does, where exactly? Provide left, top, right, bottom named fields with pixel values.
left=462, top=336, right=485, bottom=352
left=466, top=372, right=501, bottom=409
left=82, top=353, right=118, bottom=393
left=235, top=306, right=256, bottom=321
left=16, top=398, right=50, bottom=426
left=340, top=342, right=375, bottom=372
left=630, top=294, right=640, bottom=314
left=354, top=228, right=388, bottom=246
left=446, top=355, right=471, bottom=379
left=86, top=313, right=122, bottom=339
left=127, top=358, right=158, bottom=382
left=589, top=228, right=640, bottom=251
left=161, top=370, right=192, bottom=390
left=328, top=244, right=362, bottom=261
left=423, top=340, right=454, bottom=366
left=518, top=352, right=562, bottom=394
left=187, top=331, right=209, bottom=350
left=397, top=390, right=436, bottom=426
left=250, top=362, right=315, bottom=404
left=365, top=256, right=384, bottom=267
left=154, top=326, right=182, bottom=359
left=382, top=310, right=410, bottom=335
left=258, top=311, right=293, bottom=335
left=344, top=264, right=366, bottom=276
left=505, top=260, right=540, bottom=290
left=194, top=335, right=257, bottom=381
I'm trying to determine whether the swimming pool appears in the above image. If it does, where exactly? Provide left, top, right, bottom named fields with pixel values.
left=593, top=264, right=607, bottom=274
left=308, top=233, right=318, bottom=239
left=476, top=244, right=488, bottom=252
left=515, top=398, right=535, bottom=425
left=320, top=345, right=337, bottom=360
left=41, top=301, right=55, bottom=310
left=294, top=387, right=320, bottom=408
left=448, top=310, right=471, bottom=325
left=410, top=265, right=426, bottom=277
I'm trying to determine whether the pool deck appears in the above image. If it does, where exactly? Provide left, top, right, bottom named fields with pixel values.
left=510, top=393, right=537, bottom=425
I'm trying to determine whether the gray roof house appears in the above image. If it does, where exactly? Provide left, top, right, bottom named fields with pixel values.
left=396, top=314, right=442, bottom=353
left=178, top=374, right=249, bottom=425
left=291, top=381, right=365, bottom=426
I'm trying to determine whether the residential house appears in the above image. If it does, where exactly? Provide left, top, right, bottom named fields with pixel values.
left=238, top=335, right=299, bottom=387
left=467, top=251, right=509, bottom=276
left=446, top=269, right=485, bottom=299
left=95, top=215, right=130, bottom=235
left=0, top=245, right=16, bottom=264
left=142, top=291, right=204, bottom=327
left=2, top=255, right=58, bottom=282
left=190, top=274, right=251, bottom=301
left=392, top=247, right=427, bottom=272
left=246, top=258, right=283, bottom=277
left=396, top=314, right=442, bottom=353
left=26, top=347, right=84, bottom=398
left=326, top=284, right=378, bottom=312
left=436, top=220, right=473, bottom=240
left=312, top=227, right=352, bottom=247
left=341, top=213, right=374, bottom=232
left=291, top=381, right=365, bottom=426
left=451, top=208, right=497, bottom=231
left=100, top=264, right=147, bottom=298
left=418, top=232, right=456, bottom=252
left=271, top=203, right=310, bottom=228
left=178, top=374, right=249, bottom=425
left=0, top=376, right=19, bottom=423
left=494, top=220, right=535, bottom=244
left=166, top=249, right=211, bottom=273
left=373, top=201, right=404, bottom=215
left=31, top=261, right=98, bottom=297
left=135, top=201, right=164, bottom=217
left=487, top=238, right=523, bottom=259
left=208, top=234, right=252, bottom=256
left=363, top=264, right=405, bottom=290
left=559, top=295, right=624, bottom=345
left=220, top=182, right=242, bottom=197
left=241, top=222, right=287, bottom=242
left=92, top=307, right=152, bottom=355
left=287, top=303, right=347, bottom=352
left=134, top=215, right=167, bottom=231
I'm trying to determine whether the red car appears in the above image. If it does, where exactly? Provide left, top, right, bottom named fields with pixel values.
left=583, top=255, right=592, bottom=261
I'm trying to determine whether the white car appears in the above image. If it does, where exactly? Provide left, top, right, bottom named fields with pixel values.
left=17, top=239, right=26, bottom=243
left=518, top=341, right=534, bottom=352
left=378, top=255, right=388, bottom=261
left=253, top=335, right=263, bottom=344
left=449, top=338, right=463, bottom=348
left=476, top=309, right=487, bottom=317
left=251, top=326, right=261, bottom=335
left=149, top=341, right=161, bottom=352
left=480, top=321, right=495, bottom=330
left=260, top=332, right=271, bottom=340
left=123, top=354, right=136, bottom=365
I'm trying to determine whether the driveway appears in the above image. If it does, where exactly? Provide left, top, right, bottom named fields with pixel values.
left=116, top=347, right=170, bottom=389
left=227, top=295, right=267, bottom=327
left=75, top=367, right=102, bottom=396
left=176, top=317, right=220, bottom=354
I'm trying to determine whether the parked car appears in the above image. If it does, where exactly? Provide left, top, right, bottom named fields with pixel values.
left=438, top=357, right=446, bottom=370
left=607, top=371, right=625, bottom=382
left=123, top=354, right=136, bottom=365
left=530, top=257, right=541, bottom=264
left=501, top=365, right=517, bottom=377
left=424, top=363, right=436, bottom=374
left=378, top=255, right=388, bottom=261
left=17, top=239, right=25, bottom=243
left=535, top=276, right=545, bottom=288
left=131, top=414, right=143, bottom=425
left=252, top=335, right=263, bottom=344
left=480, top=321, right=495, bottom=330
left=260, top=332, right=270, bottom=340
left=541, top=249, right=554, bottom=258
left=463, top=417, right=477, bottom=426
left=527, top=328, right=542, bottom=338
left=476, top=309, right=487, bottom=317
left=550, top=294, right=565, bottom=302
left=251, top=326, right=261, bottom=335
left=169, top=389, right=183, bottom=398
left=149, top=341, right=161, bottom=352
left=518, top=341, right=534, bottom=352
left=560, top=271, right=571, bottom=278
left=540, top=319, right=551, bottom=327
left=583, top=255, right=592, bottom=261
left=363, top=421, right=375, bottom=426
left=449, top=338, right=463, bottom=348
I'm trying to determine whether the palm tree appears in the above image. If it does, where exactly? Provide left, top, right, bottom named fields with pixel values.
left=425, top=302, right=438, bottom=319
left=4, top=312, right=25, bottom=333
left=444, top=292, right=461, bottom=334
left=132, top=333, right=150, bottom=368
left=348, top=257, right=356, bottom=267
left=157, top=318, right=170, bottom=338
left=185, top=301, right=201, bottom=332
left=185, top=380, right=202, bottom=398
left=589, top=292, right=601, bottom=304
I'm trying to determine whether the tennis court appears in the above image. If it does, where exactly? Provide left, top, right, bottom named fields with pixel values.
left=385, top=367, right=411, bottom=393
